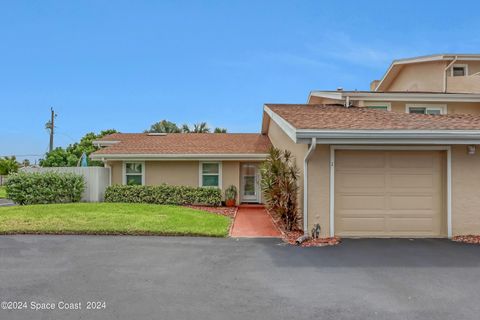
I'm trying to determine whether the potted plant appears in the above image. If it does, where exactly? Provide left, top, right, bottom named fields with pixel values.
left=224, top=185, right=237, bottom=207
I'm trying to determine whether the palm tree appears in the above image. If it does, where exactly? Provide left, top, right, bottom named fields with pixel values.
left=145, top=120, right=181, bottom=133
left=182, top=122, right=210, bottom=133
left=192, top=122, right=210, bottom=133
left=214, top=127, right=227, bottom=133
left=181, top=124, right=191, bottom=133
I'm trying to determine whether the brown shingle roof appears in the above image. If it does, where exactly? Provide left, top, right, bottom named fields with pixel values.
left=92, top=133, right=271, bottom=155
left=266, top=104, right=480, bottom=130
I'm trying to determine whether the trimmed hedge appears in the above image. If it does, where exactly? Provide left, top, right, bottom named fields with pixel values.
left=105, top=184, right=222, bottom=206
left=5, top=172, right=85, bottom=205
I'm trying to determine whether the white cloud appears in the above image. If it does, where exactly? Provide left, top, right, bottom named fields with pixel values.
left=255, top=51, right=331, bottom=69
left=213, top=32, right=423, bottom=73
left=306, top=32, right=422, bottom=69
left=212, top=50, right=333, bottom=70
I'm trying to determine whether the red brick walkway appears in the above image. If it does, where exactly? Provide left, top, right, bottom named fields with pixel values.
left=230, top=205, right=282, bottom=238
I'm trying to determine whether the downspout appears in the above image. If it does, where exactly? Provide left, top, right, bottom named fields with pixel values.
left=103, top=158, right=112, bottom=186
left=303, top=137, right=317, bottom=234
left=444, top=56, right=458, bottom=93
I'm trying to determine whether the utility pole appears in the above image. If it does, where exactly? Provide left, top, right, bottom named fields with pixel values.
left=46, top=107, right=57, bottom=153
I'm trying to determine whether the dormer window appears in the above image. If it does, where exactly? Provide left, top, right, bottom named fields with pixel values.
left=406, top=104, right=447, bottom=115
left=451, top=64, right=468, bottom=77
left=365, top=102, right=391, bottom=111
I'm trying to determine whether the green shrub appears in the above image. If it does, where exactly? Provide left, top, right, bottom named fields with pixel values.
left=5, top=172, right=85, bottom=205
left=0, top=156, right=19, bottom=175
left=105, top=184, right=222, bottom=206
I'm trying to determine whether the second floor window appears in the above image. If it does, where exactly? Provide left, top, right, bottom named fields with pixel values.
left=407, top=105, right=446, bottom=115
left=409, top=107, right=440, bottom=115
left=365, top=102, right=391, bottom=111
left=452, top=65, right=467, bottom=77
left=367, top=105, right=389, bottom=111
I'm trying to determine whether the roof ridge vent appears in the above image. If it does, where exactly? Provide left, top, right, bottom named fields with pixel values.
left=147, top=133, right=168, bottom=136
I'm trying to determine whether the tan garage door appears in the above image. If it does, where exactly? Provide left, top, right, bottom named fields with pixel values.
left=335, top=150, right=446, bottom=237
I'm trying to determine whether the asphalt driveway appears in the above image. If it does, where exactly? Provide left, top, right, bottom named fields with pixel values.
left=0, top=236, right=479, bottom=320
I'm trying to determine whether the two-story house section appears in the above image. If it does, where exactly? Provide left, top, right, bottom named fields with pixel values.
left=308, top=54, right=480, bottom=115
left=94, top=54, right=480, bottom=239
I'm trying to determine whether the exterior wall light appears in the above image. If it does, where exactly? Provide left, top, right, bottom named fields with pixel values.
left=467, top=145, right=476, bottom=155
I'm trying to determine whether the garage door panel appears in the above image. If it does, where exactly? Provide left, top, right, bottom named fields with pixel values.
left=337, top=210, right=391, bottom=218
left=336, top=173, right=385, bottom=189
left=390, top=174, right=435, bottom=188
left=335, top=150, right=445, bottom=237
left=337, top=195, right=385, bottom=210
left=335, top=151, right=386, bottom=169
left=337, top=217, right=386, bottom=233
left=389, top=195, right=437, bottom=210
left=337, top=216, right=440, bottom=236
left=388, top=152, right=437, bottom=168
left=389, top=217, right=438, bottom=233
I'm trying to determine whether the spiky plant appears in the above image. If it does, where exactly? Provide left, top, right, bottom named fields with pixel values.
left=260, top=147, right=300, bottom=231
left=224, top=185, right=237, bottom=201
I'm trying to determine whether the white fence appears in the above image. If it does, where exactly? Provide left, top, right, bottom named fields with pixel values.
left=21, top=167, right=110, bottom=202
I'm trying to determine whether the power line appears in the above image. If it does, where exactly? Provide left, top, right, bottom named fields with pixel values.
left=0, top=154, right=42, bottom=157
left=45, top=107, right=57, bottom=152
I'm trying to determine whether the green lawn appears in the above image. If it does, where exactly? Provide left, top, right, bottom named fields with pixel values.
left=0, top=203, right=231, bottom=237
left=0, top=186, right=6, bottom=198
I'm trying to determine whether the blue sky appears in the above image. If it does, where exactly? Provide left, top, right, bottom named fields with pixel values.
left=1, top=0, right=480, bottom=162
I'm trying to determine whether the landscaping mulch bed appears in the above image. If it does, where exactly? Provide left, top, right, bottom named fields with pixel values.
left=265, top=209, right=341, bottom=247
left=300, top=236, right=341, bottom=247
left=452, top=235, right=480, bottom=244
left=184, top=205, right=237, bottom=218
left=283, top=230, right=341, bottom=247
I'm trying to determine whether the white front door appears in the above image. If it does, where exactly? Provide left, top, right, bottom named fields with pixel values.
left=241, top=163, right=260, bottom=203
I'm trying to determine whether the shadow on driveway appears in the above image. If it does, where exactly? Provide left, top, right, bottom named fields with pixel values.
left=1, top=236, right=479, bottom=320
left=262, top=238, right=480, bottom=268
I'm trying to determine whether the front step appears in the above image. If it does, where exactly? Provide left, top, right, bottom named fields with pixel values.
left=238, top=203, right=265, bottom=209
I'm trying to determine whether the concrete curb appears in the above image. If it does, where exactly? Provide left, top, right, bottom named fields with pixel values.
left=264, top=208, right=286, bottom=238
left=228, top=206, right=239, bottom=237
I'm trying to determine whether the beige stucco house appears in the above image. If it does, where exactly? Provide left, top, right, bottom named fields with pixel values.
left=92, top=133, right=271, bottom=204
left=92, top=53, right=480, bottom=239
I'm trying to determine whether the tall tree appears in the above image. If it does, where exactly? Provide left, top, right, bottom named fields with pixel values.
left=39, top=147, right=78, bottom=167
left=145, top=120, right=224, bottom=134
left=181, top=124, right=191, bottom=133
left=40, top=129, right=118, bottom=167
left=0, top=156, right=19, bottom=175
left=189, top=122, right=210, bottom=133
left=145, top=120, right=181, bottom=133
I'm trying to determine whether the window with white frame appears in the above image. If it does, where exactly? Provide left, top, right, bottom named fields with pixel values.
left=124, top=162, right=144, bottom=185
left=451, top=64, right=468, bottom=77
left=406, top=104, right=446, bottom=115
left=200, top=162, right=221, bottom=188
left=365, top=102, right=391, bottom=111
